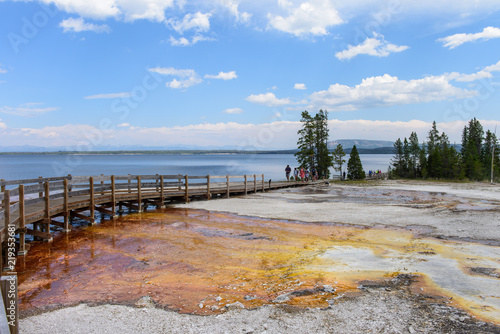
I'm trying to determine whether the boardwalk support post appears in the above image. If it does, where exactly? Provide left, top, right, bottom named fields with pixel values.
left=18, top=186, right=27, bottom=256
left=1, top=274, right=19, bottom=334
left=43, top=182, right=52, bottom=241
left=111, top=175, right=117, bottom=218
left=253, top=174, right=257, bottom=193
left=137, top=176, right=143, bottom=213
left=184, top=175, right=189, bottom=203
left=62, top=179, right=70, bottom=233
left=159, top=175, right=165, bottom=209
left=89, top=177, right=96, bottom=225
left=206, top=175, right=211, bottom=200
left=226, top=175, right=230, bottom=198
left=261, top=174, right=264, bottom=192
left=244, top=175, right=247, bottom=195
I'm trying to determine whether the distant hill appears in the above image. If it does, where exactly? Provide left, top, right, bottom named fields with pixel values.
left=328, top=139, right=394, bottom=149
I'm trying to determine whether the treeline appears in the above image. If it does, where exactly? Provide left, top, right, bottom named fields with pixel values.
left=391, top=118, right=499, bottom=181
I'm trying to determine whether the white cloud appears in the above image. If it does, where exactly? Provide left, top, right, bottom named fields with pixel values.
left=294, top=83, right=307, bottom=90
left=84, top=92, right=131, bottom=99
left=218, top=0, right=252, bottom=23
left=0, top=103, right=58, bottom=117
left=204, top=71, right=238, bottom=80
left=447, top=60, right=500, bottom=82
left=223, top=108, right=244, bottom=114
left=0, top=119, right=6, bottom=130
left=268, top=0, right=343, bottom=36
left=245, top=92, right=291, bottom=106
left=336, top=33, right=408, bottom=60
left=2, top=119, right=497, bottom=149
left=117, top=123, right=130, bottom=127
left=438, top=26, right=500, bottom=49
left=0, top=65, right=7, bottom=74
left=308, top=74, right=474, bottom=111
left=148, top=67, right=202, bottom=89
left=59, top=17, right=111, bottom=33
left=167, top=12, right=211, bottom=34
left=168, top=35, right=214, bottom=47
left=41, top=0, right=175, bottom=22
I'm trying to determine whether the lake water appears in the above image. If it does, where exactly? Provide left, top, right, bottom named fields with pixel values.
left=0, top=154, right=393, bottom=182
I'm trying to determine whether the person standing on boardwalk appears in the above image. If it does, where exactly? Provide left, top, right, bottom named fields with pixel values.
left=300, top=167, right=305, bottom=182
left=294, top=167, right=299, bottom=181
left=285, top=165, right=292, bottom=181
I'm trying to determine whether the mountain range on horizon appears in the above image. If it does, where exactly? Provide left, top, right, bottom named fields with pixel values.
left=0, top=139, right=395, bottom=153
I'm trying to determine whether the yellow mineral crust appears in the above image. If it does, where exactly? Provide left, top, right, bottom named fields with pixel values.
left=17, top=208, right=500, bottom=324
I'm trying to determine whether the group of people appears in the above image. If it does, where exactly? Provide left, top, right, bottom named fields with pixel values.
left=285, top=165, right=318, bottom=182
left=368, top=170, right=383, bottom=177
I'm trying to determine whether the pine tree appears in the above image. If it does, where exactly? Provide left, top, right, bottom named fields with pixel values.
left=408, top=132, right=421, bottom=178
left=391, top=138, right=404, bottom=178
left=331, top=144, right=346, bottom=179
left=295, top=111, right=315, bottom=169
left=462, top=118, right=484, bottom=180
left=482, top=130, right=500, bottom=181
left=347, top=145, right=365, bottom=180
left=295, top=110, right=333, bottom=178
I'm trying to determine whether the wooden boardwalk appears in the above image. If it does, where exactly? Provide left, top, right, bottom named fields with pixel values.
left=0, top=173, right=321, bottom=333
left=0, top=174, right=317, bottom=259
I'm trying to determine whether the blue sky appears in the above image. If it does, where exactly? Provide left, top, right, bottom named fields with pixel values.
left=1, top=0, right=500, bottom=150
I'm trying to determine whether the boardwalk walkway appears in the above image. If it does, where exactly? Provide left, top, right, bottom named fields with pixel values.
left=0, top=174, right=318, bottom=259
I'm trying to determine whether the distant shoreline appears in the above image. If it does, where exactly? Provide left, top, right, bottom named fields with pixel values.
left=0, top=147, right=395, bottom=155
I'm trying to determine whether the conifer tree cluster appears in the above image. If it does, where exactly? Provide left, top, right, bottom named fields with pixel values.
left=390, top=118, right=499, bottom=181
left=295, top=110, right=333, bottom=178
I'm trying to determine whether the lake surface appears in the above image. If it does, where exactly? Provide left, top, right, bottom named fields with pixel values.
left=0, top=154, right=393, bottom=181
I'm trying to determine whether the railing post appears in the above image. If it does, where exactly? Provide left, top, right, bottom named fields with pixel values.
left=226, top=175, right=230, bottom=198
left=89, top=177, right=96, bottom=225
left=127, top=174, right=131, bottom=193
left=44, top=182, right=52, bottom=240
left=137, top=176, right=142, bottom=212
left=18, top=185, right=27, bottom=255
left=159, top=175, right=165, bottom=208
left=244, top=175, right=248, bottom=195
left=63, top=179, right=70, bottom=232
left=0, top=179, right=4, bottom=193
left=184, top=175, right=189, bottom=203
left=178, top=175, right=182, bottom=191
left=155, top=174, right=159, bottom=192
left=111, top=175, right=116, bottom=218
left=3, top=190, right=10, bottom=271
left=253, top=174, right=257, bottom=193
left=1, top=274, right=19, bottom=334
left=100, top=174, right=104, bottom=196
left=206, top=175, right=211, bottom=200
left=262, top=174, right=265, bottom=192
left=38, top=176, right=43, bottom=198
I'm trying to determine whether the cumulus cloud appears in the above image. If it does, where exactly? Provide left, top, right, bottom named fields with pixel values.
left=167, top=12, right=211, bottom=34
left=0, top=65, right=7, bottom=74
left=59, top=17, right=111, bottom=33
left=0, top=119, right=6, bottom=130
left=438, top=26, right=500, bottom=49
left=2, top=118, right=496, bottom=149
left=41, top=0, right=175, bottom=22
left=0, top=103, right=58, bottom=117
left=245, top=92, right=291, bottom=106
left=223, top=108, right=244, bottom=114
left=294, top=83, right=307, bottom=90
left=168, top=34, right=214, bottom=46
left=219, top=0, right=252, bottom=23
left=204, top=71, right=238, bottom=80
left=148, top=67, right=202, bottom=89
left=336, top=33, right=408, bottom=60
left=446, top=60, right=500, bottom=82
left=268, top=0, right=343, bottom=36
left=308, top=74, right=474, bottom=111
left=84, top=92, right=132, bottom=99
